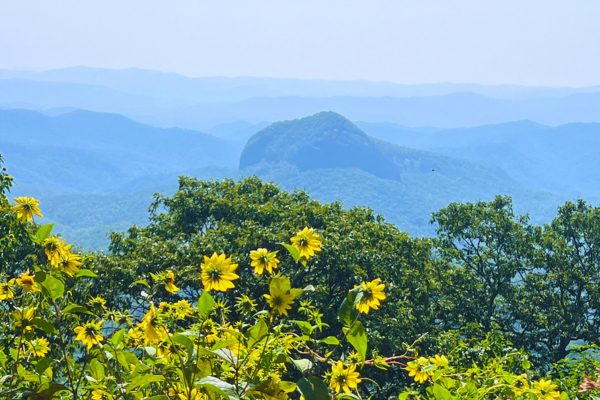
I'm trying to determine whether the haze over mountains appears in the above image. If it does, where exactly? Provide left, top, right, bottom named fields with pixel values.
left=1, top=67, right=600, bottom=249
left=3, top=67, right=600, bottom=131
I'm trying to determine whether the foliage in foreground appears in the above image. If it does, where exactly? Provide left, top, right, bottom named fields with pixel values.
left=1, top=155, right=600, bottom=400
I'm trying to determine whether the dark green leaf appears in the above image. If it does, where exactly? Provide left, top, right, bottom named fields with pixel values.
left=197, top=290, right=215, bottom=319
left=247, top=318, right=268, bottom=349
left=338, top=288, right=360, bottom=327
left=30, top=318, right=58, bottom=334
left=297, top=377, right=331, bottom=400
left=346, top=321, right=367, bottom=365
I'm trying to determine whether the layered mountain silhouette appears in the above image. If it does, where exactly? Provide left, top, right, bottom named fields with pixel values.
left=0, top=108, right=240, bottom=193
left=3, top=67, right=600, bottom=131
left=0, top=108, right=593, bottom=249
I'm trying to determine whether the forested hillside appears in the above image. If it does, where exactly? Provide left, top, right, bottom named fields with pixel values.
left=4, top=110, right=595, bottom=250
left=2, top=160, right=600, bottom=399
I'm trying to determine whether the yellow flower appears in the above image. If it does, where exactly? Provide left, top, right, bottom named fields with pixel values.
left=329, top=361, right=362, bottom=393
left=173, top=387, right=205, bottom=400
left=429, top=354, right=449, bottom=367
left=43, top=236, right=69, bottom=267
left=250, top=248, right=280, bottom=275
left=28, top=337, right=50, bottom=357
left=172, top=300, right=194, bottom=319
left=156, top=339, right=180, bottom=360
left=533, top=379, right=561, bottom=400
left=164, top=270, right=179, bottom=293
left=127, top=327, right=144, bottom=345
left=0, top=279, right=16, bottom=300
left=236, top=294, right=257, bottom=314
left=138, top=302, right=167, bottom=344
left=16, top=270, right=40, bottom=293
left=406, top=357, right=430, bottom=384
left=355, top=279, right=386, bottom=314
left=91, top=389, right=113, bottom=400
left=13, top=307, right=35, bottom=332
left=201, top=253, right=239, bottom=292
left=290, top=227, right=322, bottom=259
left=88, top=296, right=107, bottom=308
left=264, top=289, right=294, bottom=316
left=74, top=320, right=104, bottom=350
left=58, top=252, right=83, bottom=276
left=513, top=374, right=530, bottom=397
left=11, top=197, right=42, bottom=222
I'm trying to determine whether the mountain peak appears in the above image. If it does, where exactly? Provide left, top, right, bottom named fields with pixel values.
left=239, top=111, right=402, bottom=181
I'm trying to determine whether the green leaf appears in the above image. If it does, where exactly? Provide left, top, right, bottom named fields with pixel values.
left=35, top=224, right=54, bottom=243
left=127, top=374, right=165, bottom=391
left=282, top=243, right=301, bottom=262
left=293, top=320, right=313, bottom=335
left=212, top=348, right=238, bottom=365
left=346, top=321, right=367, bottom=365
left=33, top=382, right=67, bottom=399
left=75, top=269, right=98, bottom=278
left=521, top=359, right=531, bottom=370
left=196, top=376, right=238, bottom=400
left=292, top=358, right=314, bottom=373
left=110, top=328, right=126, bottom=348
left=30, top=318, right=58, bottom=334
left=146, top=396, right=169, bottom=400
left=247, top=318, right=268, bottom=349
left=62, top=304, right=92, bottom=315
left=115, top=350, right=139, bottom=370
left=172, top=334, right=194, bottom=355
left=338, top=288, right=360, bottom=327
left=197, top=290, right=215, bottom=319
left=269, top=276, right=291, bottom=293
left=290, top=289, right=307, bottom=299
left=297, top=377, right=331, bottom=400
left=35, top=271, right=64, bottom=300
left=319, top=336, right=340, bottom=346
left=212, top=339, right=240, bottom=351
left=89, top=358, right=105, bottom=381
left=398, top=392, right=410, bottom=400
left=34, top=359, right=54, bottom=375
left=132, top=279, right=150, bottom=288
left=337, top=395, right=361, bottom=400
left=433, top=384, right=452, bottom=400
left=279, top=381, right=298, bottom=393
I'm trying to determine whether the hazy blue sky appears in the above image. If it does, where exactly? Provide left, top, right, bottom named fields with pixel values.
left=1, top=0, right=599, bottom=86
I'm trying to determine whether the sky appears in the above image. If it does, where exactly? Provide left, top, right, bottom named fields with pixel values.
left=1, top=0, right=599, bottom=86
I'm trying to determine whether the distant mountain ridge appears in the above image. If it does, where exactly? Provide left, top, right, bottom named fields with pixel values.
left=2, top=66, right=600, bottom=102
left=237, top=112, right=574, bottom=240
left=0, top=108, right=241, bottom=193
left=4, top=78, right=600, bottom=130
left=2, top=67, right=600, bottom=131
left=3, top=107, right=595, bottom=250
left=357, top=119, right=600, bottom=198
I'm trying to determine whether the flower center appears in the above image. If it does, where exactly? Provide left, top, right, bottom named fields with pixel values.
left=85, top=326, right=98, bottom=336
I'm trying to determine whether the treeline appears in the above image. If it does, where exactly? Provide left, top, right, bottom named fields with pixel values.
left=87, top=177, right=600, bottom=395
left=3, top=164, right=600, bottom=398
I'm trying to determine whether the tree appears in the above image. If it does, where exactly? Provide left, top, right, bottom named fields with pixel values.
left=430, top=196, right=537, bottom=339
left=88, top=176, right=439, bottom=397
left=515, top=200, right=600, bottom=363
